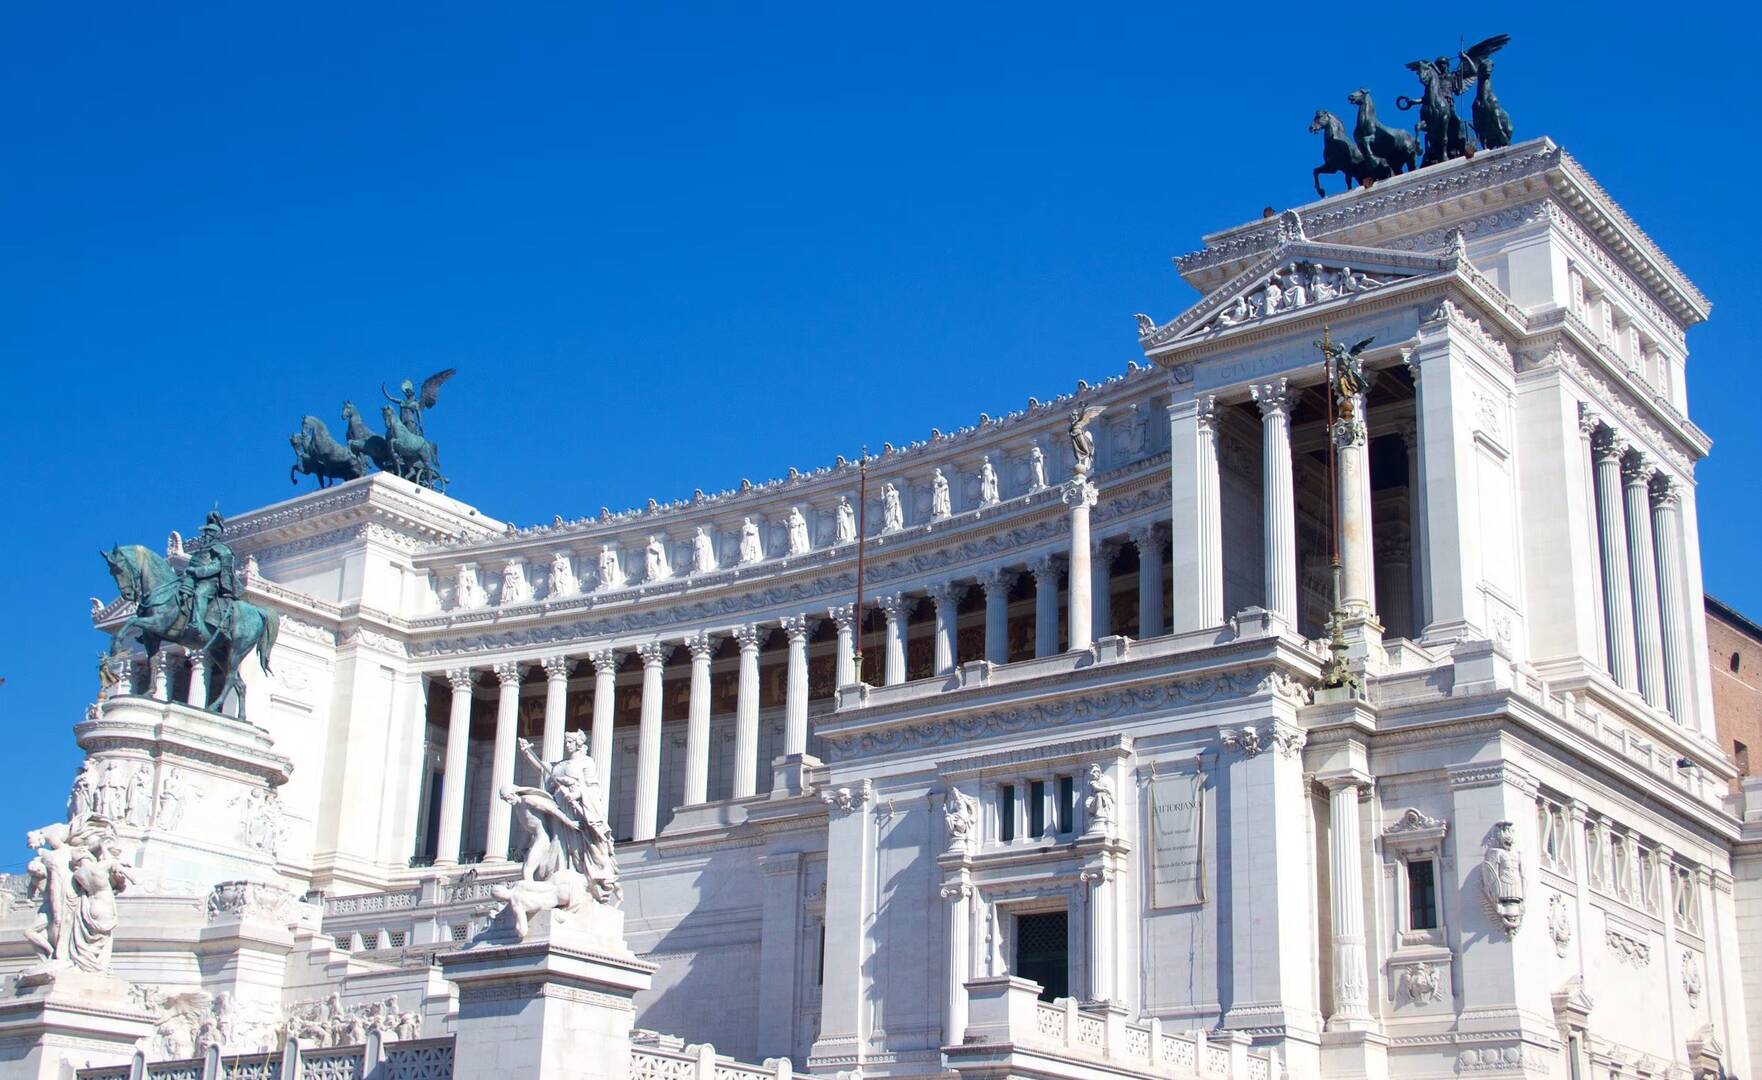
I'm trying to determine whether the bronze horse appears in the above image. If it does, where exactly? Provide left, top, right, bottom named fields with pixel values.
left=1309, top=110, right=1379, bottom=196
left=1347, top=88, right=1418, bottom=180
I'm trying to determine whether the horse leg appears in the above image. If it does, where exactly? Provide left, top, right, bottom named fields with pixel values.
left=1313, top=165, right=1328, bottom=198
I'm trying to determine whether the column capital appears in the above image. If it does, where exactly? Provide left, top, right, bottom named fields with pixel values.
left=185, top=648, right=206, bottom=666
left=733, top=622, right=765, bottom=652
left=827, top=603, right=857, bottom=631
left=1315, top=770, right=1375, bottom=795
left=445, top=667, right=476, bottom=692
left=685, top=631, right=717, bottom=662
left=977, top=568, right=1018, bottom=595
left=1250, top=378, right=1300, bottom=417
left=878, top=593, right=916, bottom=620
left=1060, top=478, right=1097, bottom=510
left=1029, top=553, right=1062, bottom=580
left=1622, top=451, right=1656, bottom=486
left=1593, top=426, right=1629, bottom=461
left=587, top=648, right=619, bottom=675
left=1128, top=523, right=1166, bottom=555
left=928, top=581, right=968, bottom=607
left=1093, top=534, right=1122, bottom=560
left=541, top=654, right=573, bottom=681
left=781, top=614, right=813, bottom=643
left=1577, top=401, right=1605, bottom=438
left=939, top=880, right=972, bottom=902
left=638, top=641, right=672, bottom=668
left=493, top=661, right=523, bottom=686
left=1398, top=345, right=1419, bottom=383
left=1650, top=474, right=1683, bottom=509
left=1194, top=393, right=1220, bottom=433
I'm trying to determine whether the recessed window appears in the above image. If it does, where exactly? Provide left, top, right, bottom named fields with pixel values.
left=1056, top=775, right=1075, bottom=834
left=1732, top=651, right=1742, bottom=673
left=1407, top=860, right=1438, bottom=931
left=998, top=784, right=1016, bottom=843
left=1014, top=911, right=1069, bottom=1001
left=1737, top=741, right=1751, bottom=775
left=1029, top=780, right=1047, bottom=838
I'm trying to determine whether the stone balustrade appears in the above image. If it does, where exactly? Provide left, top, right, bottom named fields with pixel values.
left=77, top=1032, right=454, bottom=1080
left=948, top=976, right=1277, bottom=1080
left=629, top=1033, right=794, bottom=1080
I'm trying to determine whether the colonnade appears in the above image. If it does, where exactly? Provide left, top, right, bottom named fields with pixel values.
left=421, top=519, right=1173, bottom=865
left=1584, top=415, right=1695, bottom=721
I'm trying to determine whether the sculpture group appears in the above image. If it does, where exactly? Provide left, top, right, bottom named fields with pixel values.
left=491, top=731, right=621, bottom=939
left=288, top=369, right=454, bottom=491
left=23, top=809, right=137, bottom=975
left=102, top=508, right=279, bottom=719
left=1311, top=34, right=1512, bottom=195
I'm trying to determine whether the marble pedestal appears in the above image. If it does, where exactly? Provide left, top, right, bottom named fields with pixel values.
left=438, top=906, right=656, bottom=1080
left=75, top=696, right=294, bottom=892
left=0, top=967, right=156, bottom=1080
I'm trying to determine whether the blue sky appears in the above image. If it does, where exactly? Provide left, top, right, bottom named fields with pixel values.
left=1, top=3, right=1755, bottom=859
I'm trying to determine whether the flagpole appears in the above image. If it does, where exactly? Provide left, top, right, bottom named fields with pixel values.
left=853, top=447, right=869, bottom=685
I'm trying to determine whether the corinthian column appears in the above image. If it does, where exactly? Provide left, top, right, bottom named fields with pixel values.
left=1252, top=378, right=1300, bottom=627
left=1092, top=539, right=1116, bottom=640
left=484, top=661, right=522, bottom=861
left=1651, top=479, right=1692, bottom=722
left=929, top=583, right=963, bottom=675
left=1082, top=866, right=1115, bottom=1003
left=979, top=570, right=1015, bottom=665
left=150, top=649, right=175, bottom=701
left=941, top=878, right=973, bottom=1043
left=1131, top=526, right=1166, bottom=638
left=684, top=632, right=715, bottom=805
left=540, top=655, right=572, bottom=763
left=733, top=624, right=762, bottom=798
left=1170, top=395, right=1222, bottom=631
left=879, top=594, right=911, bottom=685
left=184, top=649, right=208, bottom=708
left=588, top=649, right=618, bottom=816
left=782, top=616, right=811, bottom=756
left=633, top=641, right=670, bottom=841
left=1624, top=454, right=1667, bottom=708
left=435, top=668, right=475, bottom=866
left=1323, top=774, right=1373, bottom=1029
left=1334, top=395, right=1375, bottom=620
left=1594, top=429, right=1638, bottom=689
left=1030, top=555, right=1061, bottom=658
left=829, top=604, right=856, bottom=688
left=1065, top=479, right=1099, bottom=652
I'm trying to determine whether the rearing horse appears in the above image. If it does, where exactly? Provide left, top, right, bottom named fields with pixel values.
left=101, top=545, right=278, bottom=719
left=1347, top=88, right=1418, bottom=179
left=1309, top=110, right=1376, bottom=197
left=381, top=405, right=447, bottom=491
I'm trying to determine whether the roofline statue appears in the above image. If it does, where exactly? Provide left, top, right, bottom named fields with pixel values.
left=289, top=369, right=454, bottom=492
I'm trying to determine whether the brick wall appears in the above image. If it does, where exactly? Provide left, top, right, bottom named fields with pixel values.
left=1708, top=596, right=1762, bottom=790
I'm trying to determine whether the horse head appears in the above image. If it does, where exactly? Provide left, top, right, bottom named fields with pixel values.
left=101, top=546, right=139, bottom=602
left=1309, top=110, right=1343, bottom=137
left=1347, top=88, right=1370, bottom=108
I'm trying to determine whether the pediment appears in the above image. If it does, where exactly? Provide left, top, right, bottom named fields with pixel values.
left=1139, top=240, right=1453, bottom=351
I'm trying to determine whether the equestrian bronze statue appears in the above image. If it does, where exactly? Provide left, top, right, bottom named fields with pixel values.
left=288, top=369, right=454, bottom=491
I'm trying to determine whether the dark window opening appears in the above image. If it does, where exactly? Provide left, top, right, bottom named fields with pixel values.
left=998, top=785, right=1015, bottom=843
left=1013, top=911, right=1069, bottom=1001
left=1056, top=775, right=1075, bottom=834
left=1408, top=860, right=1438, bottom=930
left=1737, top=741, right=1751, bottom=776
left=1732, top=651, right=1743, bottom=673
left=1029, top=781, right=1047, bottom=838
left=817, top=923, right=825, bottom=985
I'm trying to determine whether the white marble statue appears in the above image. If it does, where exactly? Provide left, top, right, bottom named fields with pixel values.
left=881, top=483, right=904, bottom=533
left=500, top=559, right=530, bottom=605
left=1480, top=819, right=1525, bottom=935
left=236, top=789, right=282, bottom=855
left=597, top=544, right=624, bottom=590
left=494, top=732, right=621, bottom=939
left=930, top=469, right=951, bottom=520
left=834, top=496, right=857, bottom=544
left=68, top=759, right=97, bottom=820
left=96, top=760, right=126, bottom=821
left=156, top=768, right=187, bottom=830
left=548, top=550, right=578, bottom=598
left=691, top=526, right=717, bottom=574
left=1083, top=763, right=1116, bottom=835
left=786, top=507, right=811, bottom=556
left=25, top=816, right=136, bottom=974
left=978, top=456, right=1000, bottom=506
left=1068, top=406, right=1105, bottom=478
left=454, top=563, right=485, bottom=609
left=644, top=536, right=670, bottom=583
left=1028, top=445, right=1047, bottom=491
left=739, top=517, right=764, bottom=565
left=942, top=789, right=978, bottom=854
left=125, top=766, right=151, bottom=828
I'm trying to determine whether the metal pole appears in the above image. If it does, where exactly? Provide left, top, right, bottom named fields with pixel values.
left=854, top=448, right=868, bottom=685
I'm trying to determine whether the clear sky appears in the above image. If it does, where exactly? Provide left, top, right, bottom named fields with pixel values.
left=1, top=3, right=1755, bottom=863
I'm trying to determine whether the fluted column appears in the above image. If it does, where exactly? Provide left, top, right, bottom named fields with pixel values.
left=733, top=624, right=762, bottom=798
left=929, top=583, right=963, bottom=675
left=1624, top=454, right=1667, bottom=708
left=1323, top=774, right=1372, bottom=1029
left=1334, top=394, right=1375, bottom=619
left=1594, top=429, right=1638, bottom=689
left=1064, top=479, right=1098, bottom=652
left=1577, top=407, right=1607, bottom=669
left=588, top=649, right=618, bottom=816
left=484, top=661, right=522, bottom=861
left=979, top=570, right=1015, bottom=665
left=1170, top=395, right=1223, bottom=631
left=1082, top=866, right=1116, bottom=1002
left=829, top=604, right=857, bottom=688
left=1031, top=555, right=1061, bottom=658
left=633, top=642, right=670, bottom=841
left=435, top=668, right=475, bottom=866
left=879, top=594, right=911, bottom=685
left=183, top=649, right=208, bottom=708
left=1091, top=539, right=1117, bottom=639
left=540, top=655, right=571, bottom=763
left=782, top=616, right=811, bottom=756
left=684, top=632, right=714, bottom=805
left=1130, top=528, right=1165, bottom=638
left=1651, top=480, right=1692, bottom=722
left=1252, top=379, right=1300, bottom=626
left=940, top=878, right=972, bottom=1043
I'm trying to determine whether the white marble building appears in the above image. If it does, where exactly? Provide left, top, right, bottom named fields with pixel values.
left=2, top=138, right=1753, bottom=1080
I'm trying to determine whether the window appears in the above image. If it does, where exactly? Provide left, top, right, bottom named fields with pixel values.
left=1056, top=775, right=1075, bottom=835
left=1029, top=781, right=1047, bottom=838
left=1737, top=741, right=1750, bottom=775
left=388, top=930, right=407, bottom=948
left=1731, top=651, right=1742, bottom=674
left=997, top=785, right=1016, bottom=843
left=1407, top=860, right=1438, bottom=931
left=333, top=935, right=352, bottom=952
left=1013, top=911, right=1069, bottom=1002
left=450, top=923, right=470, bottom=943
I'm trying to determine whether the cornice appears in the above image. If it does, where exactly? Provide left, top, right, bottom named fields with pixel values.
left=198, top=474, right=502, bottom=559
